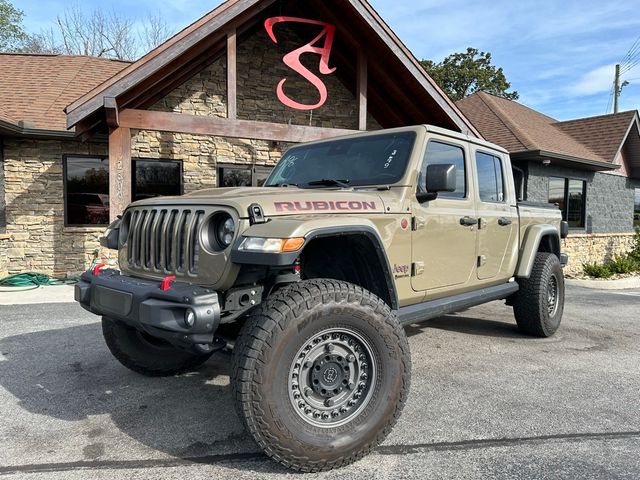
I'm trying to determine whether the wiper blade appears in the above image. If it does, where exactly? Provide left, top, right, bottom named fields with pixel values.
left=268, top=183, right=297, bottom=187
left=305, top=179, right=351, bottom=188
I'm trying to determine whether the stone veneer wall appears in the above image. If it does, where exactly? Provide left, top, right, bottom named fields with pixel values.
left=562, top=233, right=636, bottom=276
left=0, top=138, right=116, bottom=277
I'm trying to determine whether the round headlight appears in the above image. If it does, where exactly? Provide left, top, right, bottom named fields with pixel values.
left=118, top=213, right=130, bottom=246
left=216, top=215, right=235, bottom=248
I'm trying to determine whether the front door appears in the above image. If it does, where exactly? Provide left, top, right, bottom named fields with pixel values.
left=474, top=150, right=518, bottom=280
left=411, top=139, right=478, bottom=292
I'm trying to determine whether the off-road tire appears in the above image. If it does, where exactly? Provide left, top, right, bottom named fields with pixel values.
left=512, top=252, right=565, bottom=337
left=231, top=279, right=411, bottom=472
left=102, top=317, right=213, bottom=377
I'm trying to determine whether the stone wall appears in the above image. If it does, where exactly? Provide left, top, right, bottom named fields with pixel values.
left=562, top=233, right=636, bottom=276
left=0, top=138, right=116, bottom=277
left=526, top=162, right=637, bottom=233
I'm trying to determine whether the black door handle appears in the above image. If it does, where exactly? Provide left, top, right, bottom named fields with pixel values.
left=498, top=217, right=512, bottom=226
left=459, top=217, right=478, bottom=227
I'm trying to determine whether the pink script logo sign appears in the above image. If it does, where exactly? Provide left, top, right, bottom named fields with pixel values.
left=264, top=17, right=336, bottom=110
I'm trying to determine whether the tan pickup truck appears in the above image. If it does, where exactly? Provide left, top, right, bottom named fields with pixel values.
left=76, top=125, right=568, bottom=472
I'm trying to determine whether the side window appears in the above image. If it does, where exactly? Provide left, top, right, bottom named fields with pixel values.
left=476, top=151, right=505, bottom=202
left=421, top=141, right=466, bottom=199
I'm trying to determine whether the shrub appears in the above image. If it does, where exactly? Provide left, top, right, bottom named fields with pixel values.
left=630, top=227, right=640, bottom=262
left=608, top=254, right=639, bottom=274
left=583, top=262, right=614, bottom=279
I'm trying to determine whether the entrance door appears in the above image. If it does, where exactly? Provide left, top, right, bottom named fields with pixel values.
left=411, top=139, right=477, bottom=292
left=474, top=150, right=518, bottom=280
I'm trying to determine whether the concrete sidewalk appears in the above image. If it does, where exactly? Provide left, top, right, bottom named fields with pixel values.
left=0, top=285, right=75, bottom=305
left=566, top=276, right=640, bottom=290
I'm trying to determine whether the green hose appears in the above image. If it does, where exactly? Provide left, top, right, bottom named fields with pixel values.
left=0, top=272, right=80, bottom=291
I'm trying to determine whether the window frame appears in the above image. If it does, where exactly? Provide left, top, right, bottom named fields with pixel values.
left=63, top=154, right=110, bottom=228
left=474, top=149, right=506, bottom=204
left=132, top=158, right=184, bottom=202
left=548, top=176, right=587, bottom=229
left=419, top=139, right=469, bottom=201
left=217, top=164, right=273, bottom=188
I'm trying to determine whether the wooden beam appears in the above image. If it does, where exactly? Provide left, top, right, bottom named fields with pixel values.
left=357, top=51, right=368, bottom=130
left=108, top=127, right=132, bottom=222
left=104, top=97, right=119, bottom=128
left=227, top=29, right=237, bottom=119
left=118, top=109, right=358, bottom=143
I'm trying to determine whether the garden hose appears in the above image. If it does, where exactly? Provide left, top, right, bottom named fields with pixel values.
left=0, top=259, right=99, bottom=291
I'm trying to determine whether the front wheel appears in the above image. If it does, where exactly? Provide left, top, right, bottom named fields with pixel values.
left=512, top=252, right=565, bottom=337
left=102, top=318, right=213, bottom=377
left=231, top=279, right=411, bottom=472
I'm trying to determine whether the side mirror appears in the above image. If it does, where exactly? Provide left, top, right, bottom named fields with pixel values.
left=417, top=164, right=457, bottom=202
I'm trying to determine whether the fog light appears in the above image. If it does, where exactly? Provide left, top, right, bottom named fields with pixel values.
left=184, top=309, right=196, bottom=328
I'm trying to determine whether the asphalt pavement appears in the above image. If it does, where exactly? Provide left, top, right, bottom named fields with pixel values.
left=0, top=285, right=639, bottom=479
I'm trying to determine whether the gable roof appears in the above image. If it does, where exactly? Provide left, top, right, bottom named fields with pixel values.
left=556, top=111, right=638, bottom=162
left=65, top=0, right=479, bottom=138
left=0, top=53, right=128, bottom=133
left=457, top=91, right=639, bottom=171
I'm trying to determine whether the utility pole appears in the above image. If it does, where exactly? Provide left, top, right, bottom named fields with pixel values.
left=614, top=64, right=621, bottom=113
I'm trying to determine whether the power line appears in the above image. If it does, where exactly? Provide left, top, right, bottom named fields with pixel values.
left=620, top=35, right=640, bottom=67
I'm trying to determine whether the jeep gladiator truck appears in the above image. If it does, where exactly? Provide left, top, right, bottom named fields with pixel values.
left=76, top=125, right=568, bottom=472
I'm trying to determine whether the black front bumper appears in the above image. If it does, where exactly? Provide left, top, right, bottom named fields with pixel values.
left=75, top=269, right=221, bottom=350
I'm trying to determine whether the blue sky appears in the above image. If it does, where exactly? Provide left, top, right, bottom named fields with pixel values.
left=15, top=0, right=640, bottom=121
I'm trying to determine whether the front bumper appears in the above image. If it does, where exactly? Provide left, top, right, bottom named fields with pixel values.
left=75, top=269, right=221, bottom=350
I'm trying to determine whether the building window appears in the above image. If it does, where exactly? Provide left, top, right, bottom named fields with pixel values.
left=64, top=156, right=183, bottom=227
left=133, top=159, right=182, bottom=201
left=217, top=165, right=272, bottom=187
left=421, top=141, right=466, bottom=199
left=548, top=177, right=586, bottom=228
left=64, top=156, right=110, bottom=226
left=475, top=151, right=505, bottom=202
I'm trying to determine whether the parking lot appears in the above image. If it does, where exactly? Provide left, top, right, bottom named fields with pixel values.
left=1, top=285, right=639, bottom=479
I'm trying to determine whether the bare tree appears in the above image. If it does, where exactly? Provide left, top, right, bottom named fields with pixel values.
left=56, top=3, right=136, bottom=60
left=140, top=12, right=171, bottom=53
left=20, top=28, right=61, bottom=54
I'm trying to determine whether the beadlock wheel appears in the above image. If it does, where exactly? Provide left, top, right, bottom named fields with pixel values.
left=231, top=279, right=411, bottom=472
left=288, top=328, right=377, bottom=428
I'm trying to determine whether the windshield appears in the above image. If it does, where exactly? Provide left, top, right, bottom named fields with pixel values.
left=265, top=131, right=417, bottom=188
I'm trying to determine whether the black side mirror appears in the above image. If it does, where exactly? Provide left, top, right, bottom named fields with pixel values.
left=417, top=164, right=457, bottom=202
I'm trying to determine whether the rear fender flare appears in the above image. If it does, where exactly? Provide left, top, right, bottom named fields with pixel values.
left=516, top=225, right=561, bottom=278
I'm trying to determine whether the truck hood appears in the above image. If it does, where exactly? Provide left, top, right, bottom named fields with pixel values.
left=130, top=187, right=387, bottom=218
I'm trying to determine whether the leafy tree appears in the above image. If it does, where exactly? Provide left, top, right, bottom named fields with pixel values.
left=421, top=47, right=519, bottom=102
left=0, top=0, right=26, bottom=51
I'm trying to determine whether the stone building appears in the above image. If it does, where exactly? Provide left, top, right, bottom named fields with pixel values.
left=458, top=92, right=640, bottom=275
left=1, top=0, right=477, bottom=277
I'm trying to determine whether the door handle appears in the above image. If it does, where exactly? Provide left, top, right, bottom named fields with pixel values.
left=459, top=216, right=478, bottom=227
left=498, top=217, right=512, bottom=226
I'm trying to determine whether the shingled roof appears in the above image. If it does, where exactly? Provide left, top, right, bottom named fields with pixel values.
left=0, top=53, right=128, bottom=133
left=457, top=91, right=639, bottom=171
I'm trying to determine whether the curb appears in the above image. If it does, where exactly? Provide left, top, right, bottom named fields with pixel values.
left=0, top=285, right=76, bottom=305
left=566, top=276, right=640, bottom=290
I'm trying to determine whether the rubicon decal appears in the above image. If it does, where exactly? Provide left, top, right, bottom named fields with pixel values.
left=275, top=201, right=377, bottom=212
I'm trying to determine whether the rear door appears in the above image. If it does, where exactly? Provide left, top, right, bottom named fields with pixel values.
left=411, top=138, right=478, bottom=292
left=473, top=150, right=518, bottom=280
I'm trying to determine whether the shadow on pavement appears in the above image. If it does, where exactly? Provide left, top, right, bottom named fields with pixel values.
left=405, top=314, right=522, bottom=338
left=0, top=323, right=290, bottom=473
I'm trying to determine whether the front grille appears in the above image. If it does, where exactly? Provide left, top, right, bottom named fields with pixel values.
left=126, top=207, right=204, bottom=275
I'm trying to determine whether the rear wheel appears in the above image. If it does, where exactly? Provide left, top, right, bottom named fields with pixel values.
left=512, top=252, right=565, bottom=337
left=102, top=318, right=213, bottom=376
left=231, top=279, right=411, bottom=472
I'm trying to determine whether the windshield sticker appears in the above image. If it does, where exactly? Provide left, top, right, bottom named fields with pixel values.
left=384, top=149, right=398, bottom=169
left=275, top=201, right=377, bottom=212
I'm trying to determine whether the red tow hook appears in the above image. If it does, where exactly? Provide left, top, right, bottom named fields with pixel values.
left=160, top=275, right=177, bottom=291
left=92, top=263, right=106, bottom=276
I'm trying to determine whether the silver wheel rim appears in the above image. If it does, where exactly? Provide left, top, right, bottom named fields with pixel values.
left=547, top=274, right=560, bottom=317
left=288, top=327, right=377, bottom=428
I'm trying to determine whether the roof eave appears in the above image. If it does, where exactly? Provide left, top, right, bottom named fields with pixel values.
left=511, top=150, right=620, bottom=171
